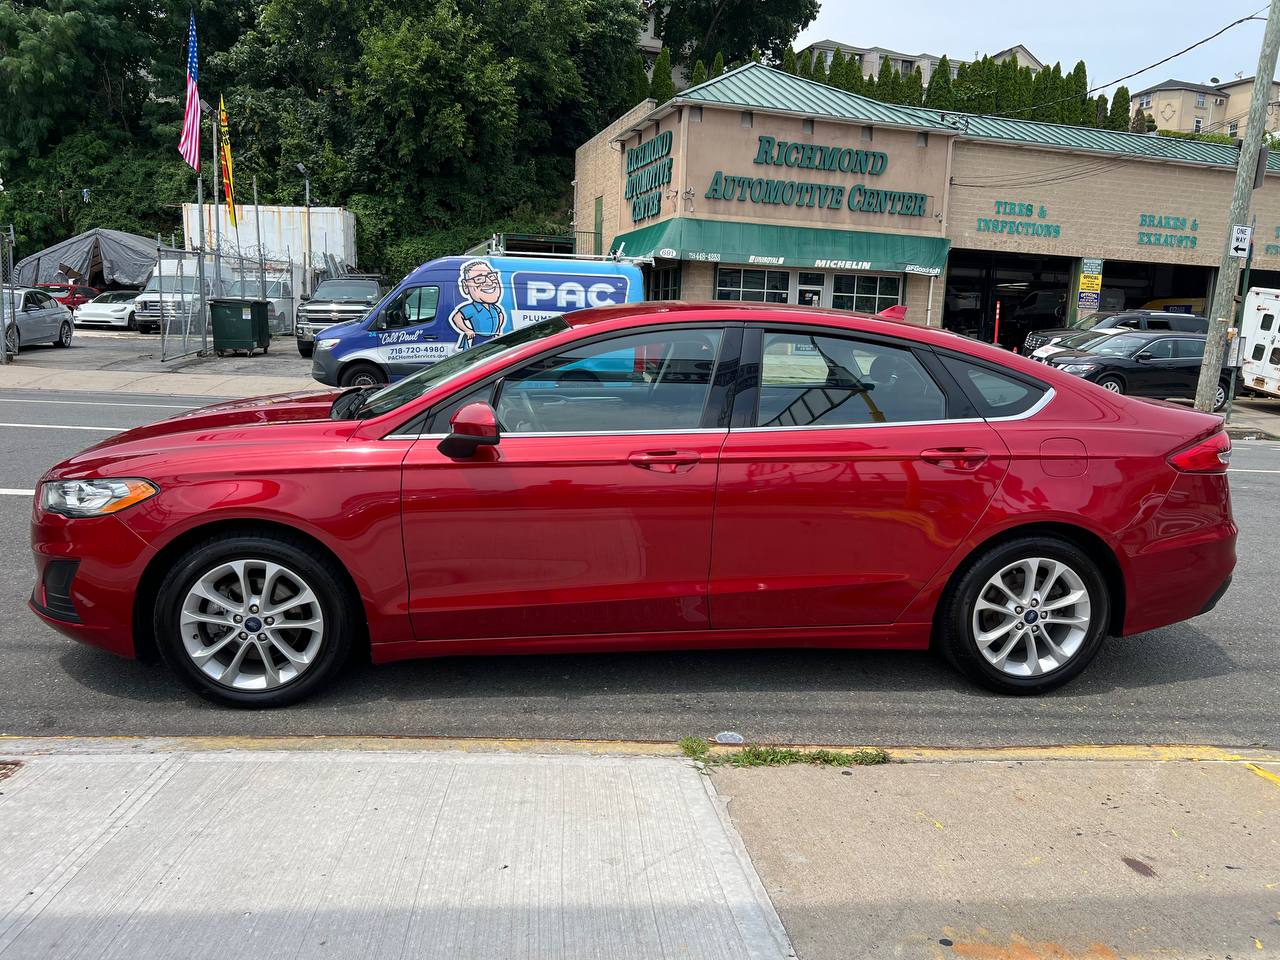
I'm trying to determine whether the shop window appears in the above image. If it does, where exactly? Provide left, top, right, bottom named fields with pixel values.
left=756, top=332, right=946, bottom=427
left=832, top=273, right=901, bottom=314
left=797, top=271, right=824, bottom=308
left=1253, top=343, right=1267, bottom=361
left=647, top=264, right=682, bottom=301
left=716, top=267, right=788, bottom=303
left=1262, top=313, right=1275, bottom=331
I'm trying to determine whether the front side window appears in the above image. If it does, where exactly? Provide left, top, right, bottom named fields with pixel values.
left=716, top=268, right=788, bottom=303
left=380, top=286, right=440, bottom=330
left=1140, top=339, right=1177, bottom=360
left=832, top=274, right=901, bottom=314
left=756, top=332, right=945, bottom=427
left=496, top=329, right=723, bottom=433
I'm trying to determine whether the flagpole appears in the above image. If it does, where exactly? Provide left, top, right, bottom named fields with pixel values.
left=195, top=172, right=208, bottom=354
left=212, top=106, right=222, bottom=296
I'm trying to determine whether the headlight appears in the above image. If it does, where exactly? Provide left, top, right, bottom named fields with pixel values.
left=40, top=478, right=158, bottom=517
left=1059, top=363, right=1100, bottom=375
left=316, top=338, right=341, bottom=351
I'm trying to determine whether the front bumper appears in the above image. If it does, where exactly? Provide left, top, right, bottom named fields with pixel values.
left=310, top=345, right=342, bottom=385
left=29, top=509, right=154, bottom=658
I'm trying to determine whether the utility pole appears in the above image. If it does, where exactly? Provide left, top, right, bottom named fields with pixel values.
left=1197, top=2, right=1280, bottom=411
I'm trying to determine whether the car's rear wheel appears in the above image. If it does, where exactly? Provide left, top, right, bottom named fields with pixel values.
left=1096, top=375, right=1124, bottom=394
left=937, top=536, right=1110, bottom=694
left=55, top=320, right=73, bottom=347
left=153, top=532, right=355, bottom=707
left=339, top=362, right=387, bottom=387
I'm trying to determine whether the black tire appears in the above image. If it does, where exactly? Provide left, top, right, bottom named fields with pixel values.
left=127, top=312, right=137, bottom=331
left=153, top=531, right=357, bottom=707
left=1213, top=379, right=1229, bottom=413
left=297, top=340, right=313, bottom=358
left=5, top=325, right=19, bottom=357
left=339, top=362, right=387, bottom=387
left=1095, top=375, right=1124, bottom=395
left=936, top=536, right=1110, bottom=695
left=55, top=320, right=73, bottom=347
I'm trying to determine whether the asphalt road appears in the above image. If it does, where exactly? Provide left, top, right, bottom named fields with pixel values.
left=1, top=386, right=1278, bottom=747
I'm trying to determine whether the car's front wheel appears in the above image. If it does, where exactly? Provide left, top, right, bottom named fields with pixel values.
left=297, top=340, right=313, bottom=358
left=5, top=325, right=18, bottom=356
left=126, top=312, right=137, bottom=331
left=1214, top=378, right=1229, bottom=412
left=153, top=531, right=356, bottom=707
left=937, top=536, right=1110, bottom=694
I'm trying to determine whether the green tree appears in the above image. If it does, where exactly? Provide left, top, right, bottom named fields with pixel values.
left=689, top=58, right=707, bottom=85
left=1066, top=60, right=1089, bottom=126
left=901, top=66, right=924, bottom=106
left=655, top=0, right=819, bottom=67
left=995, top=57, right=1022, bottom=116
left=710, top=50, right=725, bottom=77
left=1094, top=94, right=1109, bottom=128
left=781, top=47, right=797, bottom=74
left=876, top=57, right=900, bottom=103
left=809, top=51, right=827, bottom=84
left=650, top=47, right=675, bottom=103
left=1108, top=85, right=1132, bottom=130
left=827, top=49, right=847, bottom=88
left=627, top=55, right=651, bottom=105
left=951, top=61, right=974, bottom=111
left=924, top=56, right=955, bottom=109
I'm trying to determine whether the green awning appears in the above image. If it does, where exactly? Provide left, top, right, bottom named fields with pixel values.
left=612, top=217, right=950, bottom=276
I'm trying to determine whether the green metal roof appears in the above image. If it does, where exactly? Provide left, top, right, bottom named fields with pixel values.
left=612, top=217, right=950, bottom=275
left=673, top=63, right=1279, bottom=173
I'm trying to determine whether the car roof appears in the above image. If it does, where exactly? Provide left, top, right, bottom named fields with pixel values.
left=1110, top=329, right=1205, bottom=340
left=1113, top=309, right=1206, bottom=319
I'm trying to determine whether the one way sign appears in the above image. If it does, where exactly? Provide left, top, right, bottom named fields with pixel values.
left=1231, top=224, right=1253, bottom=259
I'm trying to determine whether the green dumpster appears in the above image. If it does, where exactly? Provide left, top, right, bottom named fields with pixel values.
left=209, top=298, right=272, bottom=356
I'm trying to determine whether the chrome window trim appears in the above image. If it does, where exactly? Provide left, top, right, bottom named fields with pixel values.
left=383, top=428, right=728, bottom=441
left=731, top=387, right=1056, bottom=433
left=987, top=385, right=1056, bottom=422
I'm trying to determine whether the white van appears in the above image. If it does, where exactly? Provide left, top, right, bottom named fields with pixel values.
left=1240, top=288, right=1280, bottom=399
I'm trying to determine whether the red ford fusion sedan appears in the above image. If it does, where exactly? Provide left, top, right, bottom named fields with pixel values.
left=30, top=304, right=1236, bottom=707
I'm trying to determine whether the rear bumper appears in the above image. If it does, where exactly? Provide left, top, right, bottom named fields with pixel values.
left=1119, top=472, right=1236, bottom=635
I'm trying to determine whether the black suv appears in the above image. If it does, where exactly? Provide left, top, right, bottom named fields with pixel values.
left=1023, top=310, right=1207, bottom=354
left=1045, top=330, right=1233, bottom=411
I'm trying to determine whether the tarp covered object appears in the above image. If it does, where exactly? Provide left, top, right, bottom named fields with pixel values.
left=14, top=228, right=165, bottom=287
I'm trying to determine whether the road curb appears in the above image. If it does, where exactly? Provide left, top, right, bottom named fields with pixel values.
left=2, top=735, right=1277, bottom=764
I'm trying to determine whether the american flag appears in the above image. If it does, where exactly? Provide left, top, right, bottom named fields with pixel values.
left=178, top=13, right=200, bottom=170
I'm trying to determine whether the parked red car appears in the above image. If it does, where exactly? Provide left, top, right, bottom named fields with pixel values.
left=37, top=283, right=99, bottom=310
left=30, top=304, right=1236, bottom=706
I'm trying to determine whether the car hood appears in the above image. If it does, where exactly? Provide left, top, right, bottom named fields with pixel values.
left=1030, top=327, right=1080, bottom=340
left=1047, top=349, right=1107, bottom=364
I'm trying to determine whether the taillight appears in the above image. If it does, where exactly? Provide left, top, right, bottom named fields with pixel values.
left=1168, top=431, right=1232, bottom=474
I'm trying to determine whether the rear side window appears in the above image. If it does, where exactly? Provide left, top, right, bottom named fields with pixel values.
left=1261, top=313, right=1275, bottom=332
left=1144, top=318, right=1172, bottom=330
left=1170, top=316, right=1207, bottom=332
left=941, top=356, right=1047, bottom=419
left=755, top=332, right=946, bottom=426
left=1271, top=347, right=1280, bottom=366
left=1253, top=343, right=1267, bottom=361
left=1175, top=339, right=1205, bottom=359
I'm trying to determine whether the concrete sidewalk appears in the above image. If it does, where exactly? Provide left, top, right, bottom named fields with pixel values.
left=0, top=363, right=318, bottom=398
left=0, top=743, right=793, bottom=960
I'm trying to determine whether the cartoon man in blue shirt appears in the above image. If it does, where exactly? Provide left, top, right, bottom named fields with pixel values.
left=449, top=259, right=506, bottom=348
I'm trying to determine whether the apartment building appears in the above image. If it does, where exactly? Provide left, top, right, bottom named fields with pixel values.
left=1131, top=77, right=1280, bottom=138
left=797, top=41, right=1042, bottom=86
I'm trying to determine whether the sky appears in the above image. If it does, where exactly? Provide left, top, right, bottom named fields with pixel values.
left=794, top=1, right=1275, bottom=96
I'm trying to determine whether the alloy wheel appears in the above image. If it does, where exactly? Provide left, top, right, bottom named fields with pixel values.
left=1100, top=379, right=1123, bottom=393
left=179, top=558, right=325, bottom=691
left=970, top=557, right=1092, bottom=678
left=59, top=321, right=73, bottom=346
left=1214, top=383, right=1227, bottom=411
left=4, top=325, right=17, bottom=356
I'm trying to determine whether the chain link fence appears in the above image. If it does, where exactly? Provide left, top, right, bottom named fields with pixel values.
left=143, top=247, right=301, bottom=362
left=1, top=224, right=16, bottom=365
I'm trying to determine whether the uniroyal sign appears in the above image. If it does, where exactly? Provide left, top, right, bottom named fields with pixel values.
left=625, top=131, right=673, bottom=223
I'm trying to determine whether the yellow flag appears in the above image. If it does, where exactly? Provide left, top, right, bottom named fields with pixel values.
left=218, top=95, right=237, bottom=228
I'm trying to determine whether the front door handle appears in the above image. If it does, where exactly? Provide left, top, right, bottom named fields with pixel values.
left=920, top=447, right=989, bottom=470
left=629, top=450, right=702, bottom=474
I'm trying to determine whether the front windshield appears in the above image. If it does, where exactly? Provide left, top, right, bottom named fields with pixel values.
left=1085, top=333, right=1149, bottom=357
left=95, top=292, right=136, bottom=303
left=313, top=280, right=379, bottom=300
left=356, top=318, right=570, bottom=419
left=143, top=276, right=200, bottom=293
left=1067, top=312, right=1113, bottom=330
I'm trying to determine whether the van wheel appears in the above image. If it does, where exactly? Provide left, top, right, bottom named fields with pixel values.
left=339, top=363, right=386, bottom=387
left=153, top=531, right=356, bottom=707
left=937, top=536, right=1110, bottom=695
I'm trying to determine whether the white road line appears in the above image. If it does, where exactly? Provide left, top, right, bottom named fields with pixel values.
left=1228, top=467, right=1280, bottom=474
left=0, top=489, right=35, bottom=496
left=0, top=422, right=123, bottom=433
left=0, top=398, right=196, bottom=410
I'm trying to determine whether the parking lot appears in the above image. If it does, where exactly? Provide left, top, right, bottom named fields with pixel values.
left=1, top=375, right=1278, bottom=746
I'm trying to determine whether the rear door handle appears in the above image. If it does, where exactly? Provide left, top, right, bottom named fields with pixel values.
left=920, top=447, right=989, bottom=469
left=629, top=450, right=702, bottom=473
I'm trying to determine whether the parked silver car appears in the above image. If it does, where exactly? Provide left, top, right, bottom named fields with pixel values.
left=3, top=287, right=75, bottom=356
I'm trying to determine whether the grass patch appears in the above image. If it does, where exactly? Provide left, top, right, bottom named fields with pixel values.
left=678, top=738, right=889, bottom=768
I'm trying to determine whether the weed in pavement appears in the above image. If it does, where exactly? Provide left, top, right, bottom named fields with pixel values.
left=678, top=737, right=889, bottom=768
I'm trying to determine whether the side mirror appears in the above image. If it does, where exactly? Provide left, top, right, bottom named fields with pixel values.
left=1135, top=351, right=1154, bottom=362
left=438, top=402, right=501, bottom=459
